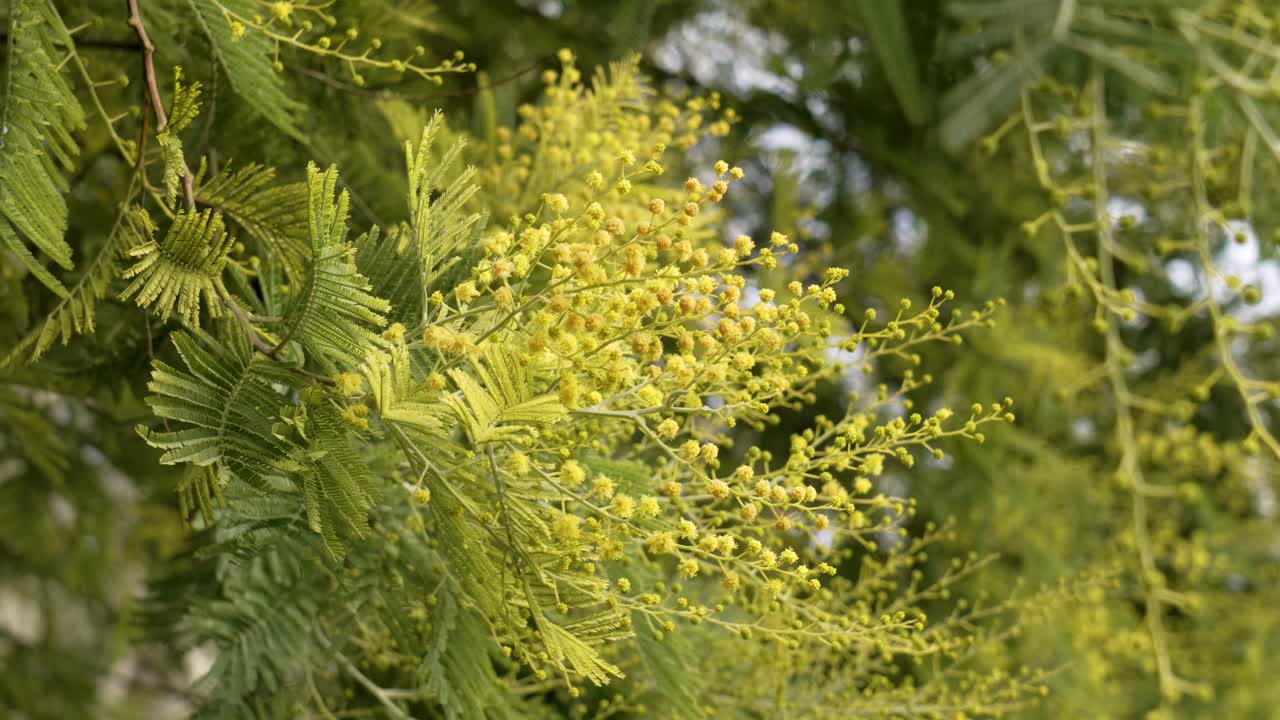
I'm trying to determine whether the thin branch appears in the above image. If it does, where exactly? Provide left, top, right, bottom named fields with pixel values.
left=220, top=292, right=277, bottom=355
left=126, top=0, right=196, bottom=210
left=331, top=650, right=413, bottom=720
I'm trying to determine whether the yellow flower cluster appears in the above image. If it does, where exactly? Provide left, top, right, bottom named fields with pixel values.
left=339, top=54, right=1021, bottom=705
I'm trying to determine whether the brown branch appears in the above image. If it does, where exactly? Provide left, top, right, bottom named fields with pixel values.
left=126, top=0, right=196, bottom=210
left=125, top=0, right=166, bottom=130
left=220, top=293, right=277, bottom=355
left=221, top=294, right=335, bottom=385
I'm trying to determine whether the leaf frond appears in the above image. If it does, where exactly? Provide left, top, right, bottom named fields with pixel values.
left=119, top=206, right=235, bottom=325
left=0, top=0, right=86, bottom=296
left=275, top=163, right=390, bottom=365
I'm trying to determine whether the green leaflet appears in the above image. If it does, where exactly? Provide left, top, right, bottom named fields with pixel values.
left=424, top=470, right=506, bottom=615
left=0, top=178, right=140, bottom=367
left=407, top=112, right=484, bottom=304
left=157, top=68, right=203, bottom=207
left=634, top=614, right=706, bottom=718
left=137, top=328, right=292, bottom=488
left=529, top=598, right=626, bottom=687
left=289, top=387, right=379, bottom=558
left=188, top=536, right=323, bottom=704
left=196, top=163, right=310, bottom=287
left=137, top=329, right=375, bottom=557
left=446, top=347, right=566, bottom=445
left=119, top=206, right=235, bottom=325
left=275, top=163, right=390, bottom=366
left=184, top=0, right=305, bottom=141
left=0, top=0, right=86, bottom=297
left=356, top=225, right=424, bottom=325
left=362, top=344, right=450, bottom=436
left=420, top=590, right=520, bottom=720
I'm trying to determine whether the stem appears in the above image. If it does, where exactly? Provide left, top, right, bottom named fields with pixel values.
left=220, top=292, right=278, bottom=355
left=1087, top=68, right=1201, bottom=704
left=126, top=0, right=196, bottom=209
left=331, top=650, right=413, bottom=720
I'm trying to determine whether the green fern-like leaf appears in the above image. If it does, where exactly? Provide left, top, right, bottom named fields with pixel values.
left=275, top=163, right=390, bottom=365
left=634, top=614, right=706, bottom=718
left=0, top=182, right=139, bottom=367
left=197, top=163, right=309, bottom=286
left=138, top=329, right=376, bottom=556
left=0, top=0, right=86, bottom=297
left=355, top=225, right=423, bottom=325
left=419, top=590, right=520, bottom=720
left=137, top=328, right=292, bottom=489
left=407, top=112, right=483, bottom=300
left=158, top=67, right=202, bottom=207
left=446, top=347, right=566, bottom=445
left=291, top=386, right=378, bottom=558
left=424, top=471, right=506, bottom=614
left=363, top=344, right=449, bottom=435
left=119, top=206, right=235, bottom=325
left=531, top=602, right=625, bottom=687
left=189, top=542, right=322, bottom=702
left=184, top=0, right=304, bottom=140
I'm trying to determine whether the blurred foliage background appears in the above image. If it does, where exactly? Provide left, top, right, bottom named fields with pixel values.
left=5, top=0, right=1280, bottom=718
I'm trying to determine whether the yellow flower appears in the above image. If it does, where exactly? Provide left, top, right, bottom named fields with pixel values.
left=561, top=460, right=586, bottom=486
left=647, top=532, right=677, bottom=554
left=271, top=1, right=294, bottom=21
left=656, top=418, right=680, bottom=439
left=333, top=372, right=363, bottom=396
left=381, top=322, right=406, bottom=344
left=611, top=493, right=636, bottom=519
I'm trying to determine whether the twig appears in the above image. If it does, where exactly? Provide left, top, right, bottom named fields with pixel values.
left=331, top=650, right=413, bottom=720
left=220, top=292, right=335, bottom=385
left=288, top=55, right=547, bottom=100
left=126, top=0, right=196, bottom=210
left=220, top=293, right=277, bottom=355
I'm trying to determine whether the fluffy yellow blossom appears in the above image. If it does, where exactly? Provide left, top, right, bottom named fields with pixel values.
left=334, top=372, right=363, bottom=396
left=656, top=418, right=680, bottom=439
left=647, top=531, right=677, bottom=554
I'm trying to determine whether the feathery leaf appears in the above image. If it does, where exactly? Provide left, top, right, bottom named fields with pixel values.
left=119, top=206, right=235, bottom=325
left=0, top=180, right=140, bottom=367
left=184, top=0, right=304, bottom=140
left=0, top=0, right=86, bottom=296
left=407, top=112, right=484, bottom=302
left=197, top=163, right=310, bottom=286
left=446, top=347, right=566, bottom=445
left=137, top=328, right=292, bottom=489
left=275, top=163, right=390, bottom=365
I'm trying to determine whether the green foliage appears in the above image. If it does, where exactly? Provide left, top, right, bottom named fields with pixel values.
left=184, top=0, right=304, bottom=140
left=445, top=347, right=566, bottom=445
left=120, top=207, right=235, bottom=325
left=0, top=0, right=84, bottom=296
left=9, top=1, right=1280, bottom=719
left=195, top=163, right=309, bottom=286
left=275, top=163, right=390, bottom=365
